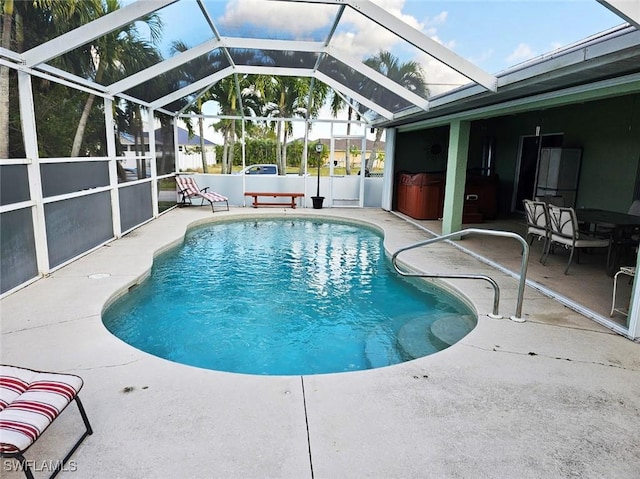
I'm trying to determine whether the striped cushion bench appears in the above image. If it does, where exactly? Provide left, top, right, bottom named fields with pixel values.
left=0, top=365, right=92, bottom=479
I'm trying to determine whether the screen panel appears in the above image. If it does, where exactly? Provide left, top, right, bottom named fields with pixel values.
left=45, top=192, right=113, bottom=268
left=0, top=164, right=31, bottom=205
left=41, top=161, right=110, bottom=197
left=0, top=208, right=38, bottom=294
left=119, top=182, right=153, bottom=232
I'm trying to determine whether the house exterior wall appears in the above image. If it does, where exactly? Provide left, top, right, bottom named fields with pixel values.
left=394, top=92, right=640, bottom=217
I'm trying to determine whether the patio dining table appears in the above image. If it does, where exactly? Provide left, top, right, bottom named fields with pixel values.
left=576, top=208, right=640, bottom=276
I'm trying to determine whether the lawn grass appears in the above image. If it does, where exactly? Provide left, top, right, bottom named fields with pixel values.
left=179, top=166, right=382, bottom=176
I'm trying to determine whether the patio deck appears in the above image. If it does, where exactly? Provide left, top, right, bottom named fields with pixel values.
left=1, top=207, right=639, bottom=478
left=407, top=214, right=634, bottom=330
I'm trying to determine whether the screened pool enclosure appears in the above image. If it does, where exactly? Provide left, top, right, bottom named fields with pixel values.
left=1, top=0, right=638, bottom=306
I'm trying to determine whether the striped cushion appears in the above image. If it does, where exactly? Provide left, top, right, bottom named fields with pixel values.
left=176, top=176, right=228, bottom=202
left=176, top=176, right=201, bottom=197
left=202, top=191, right=228, bottom=202
left=0, top=365, right=83, bottom=454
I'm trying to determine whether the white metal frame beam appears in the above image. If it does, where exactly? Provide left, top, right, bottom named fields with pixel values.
left=221, top=37, right=323, bottom=53
left=22, top=0, right=178, bottom=67
left=135, top=34, right=430, bottom=113
left=597, top=0, right=640, bottom=29
left=328, top=47, right=430, bottom=111
left=315, top=71, right=393, bottom=119
left=15, top=0, right=496, bottom=117
left=108, top=38, right=222, bottom=94
left=0, top=59, right=112, bottom=99
left=149, top=66, right=234, bottom=109
left=242, top=65, right=394, bottom=118
left=281, top=0, right=498, bottom=92
left=216, top=36, right=431, bottom=111
left=176, top=62, right=393, bottom=118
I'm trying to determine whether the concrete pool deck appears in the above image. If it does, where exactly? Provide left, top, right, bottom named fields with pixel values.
left=1, top=207, right=639, bottom=478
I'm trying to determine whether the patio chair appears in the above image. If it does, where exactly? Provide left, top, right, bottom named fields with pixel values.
left=544, top=205, right=611, bottom=274
left=523, top=199, right=550, bottom=262
left=0, top=365, right=92, bottom=479
left=611, top=266, right=636, bottom=317
left=535, top=194, right=565, bottom=207
left=175, top=175, right=229, bottom=213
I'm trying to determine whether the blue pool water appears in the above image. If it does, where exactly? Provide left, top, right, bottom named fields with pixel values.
left=102, top=219, right=476, bottom=375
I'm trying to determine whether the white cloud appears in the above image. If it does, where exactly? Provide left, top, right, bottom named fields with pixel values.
left=507, top=43, right=536, bottom=64
left=330, top=2, right=415, bottom=59
left=426, top=11, right=448, bottom=27
left=218, top=0, right=336, bottom=37
left=412, top=51, right=469, bottom=96
left=469, top=49, right=495, bottom=69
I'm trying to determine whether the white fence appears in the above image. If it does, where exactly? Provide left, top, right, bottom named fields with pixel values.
left=178, top=151, right=217, bottom=171
left=190, top=173, right=383, bottom=208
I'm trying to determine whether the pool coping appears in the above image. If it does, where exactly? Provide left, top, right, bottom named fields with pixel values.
left=2, top=207, right=639, bottom=478
left=101, top=211, right=479, bottom=376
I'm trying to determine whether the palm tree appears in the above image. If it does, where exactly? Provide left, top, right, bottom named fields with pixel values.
left=207, top=74, right=266, bottom=174
left=0, top=0, right=15, bottom=158
left=322, top=56, right=367, bottom=175
left=261, top=75, right=327, bottom=175
left=71, top=0, right=163, bottom=157
left=0, top=0, right=102, bottom=158
left=329, top=89, right=361, bottom=176
left=171, top=42, right=229, bottom=172
left=363, top=50, right=428, bottom=170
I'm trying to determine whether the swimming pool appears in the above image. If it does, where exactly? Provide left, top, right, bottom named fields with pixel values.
left=102, top=218, right=476, bottom=375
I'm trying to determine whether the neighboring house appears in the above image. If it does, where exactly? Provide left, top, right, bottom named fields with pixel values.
left=174, top=128, right=217, bottom=171
left=174, top=127, right=215, bottom=151
left=118, top=127, right=216, bottom=171
left=312, top=138, right=385, bottom=170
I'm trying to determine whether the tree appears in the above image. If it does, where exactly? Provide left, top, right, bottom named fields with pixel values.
left=261, top=76, right=327, bottom=175
left=0, top=0, right=14, bottom=158
left=329, top=89, right=361, bottom=176
left=71, top=0, right=163, bottom=157
left=0, top=0, right=164, bottom=159
left=363, top=50, right=428, bottom=170
left=209, top=75, right=266, bottom=174
left=1, top=0, right=103, bottom=157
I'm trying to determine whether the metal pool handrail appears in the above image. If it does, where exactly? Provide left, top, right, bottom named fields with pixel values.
left=391, top=228, right=530, bottom=322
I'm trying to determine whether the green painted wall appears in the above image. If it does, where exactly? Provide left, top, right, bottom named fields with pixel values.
left=394, top=126, right=449, bottom=174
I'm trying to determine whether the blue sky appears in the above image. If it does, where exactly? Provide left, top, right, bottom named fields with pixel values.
left=410, top=0, right=626, bottom=74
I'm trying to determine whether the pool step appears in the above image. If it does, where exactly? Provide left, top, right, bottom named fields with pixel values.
left=396, top=315, right=440, bottom=359
left=396, top=313, right=477, bottom=359
left=430, top=314, right=476, bottom=346
left=364, top=329, right=402, bottom=368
